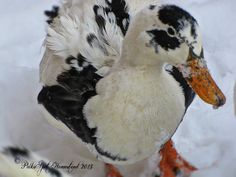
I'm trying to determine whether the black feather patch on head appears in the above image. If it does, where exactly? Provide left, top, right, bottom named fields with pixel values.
left=158, top=5, right=198, bottom=39
left=45, top=6, right=59, bottom=24
left=147, top=29, right=181, bottom=52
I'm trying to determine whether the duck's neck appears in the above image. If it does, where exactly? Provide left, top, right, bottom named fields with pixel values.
left=118, top=31, right=166, bottom=71
left=117, top=47, right=165, bottom=72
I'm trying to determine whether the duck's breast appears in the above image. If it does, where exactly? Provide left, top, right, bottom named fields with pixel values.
left=84, top=67, right=186, bottom=164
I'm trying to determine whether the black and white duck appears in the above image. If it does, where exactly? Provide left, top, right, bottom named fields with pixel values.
left=37, top=0, right=226, bottom=176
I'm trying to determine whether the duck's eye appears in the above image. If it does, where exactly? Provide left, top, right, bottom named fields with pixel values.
left=167, top=27, right=175, bottom=36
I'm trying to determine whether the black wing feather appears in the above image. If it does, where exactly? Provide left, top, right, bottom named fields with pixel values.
left=38, top=60, right=102, bottom=144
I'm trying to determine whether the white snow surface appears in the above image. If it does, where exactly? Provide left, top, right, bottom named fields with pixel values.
left=0, top=0, right=235, bottom=177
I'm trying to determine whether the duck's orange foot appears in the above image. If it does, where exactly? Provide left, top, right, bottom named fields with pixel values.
left=106, top=163, right=123, bottom=177
left=157, top=140, right=197, bottom=177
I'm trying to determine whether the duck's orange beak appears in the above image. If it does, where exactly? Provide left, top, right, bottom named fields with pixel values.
left=178, top=50, right=226, bottom=108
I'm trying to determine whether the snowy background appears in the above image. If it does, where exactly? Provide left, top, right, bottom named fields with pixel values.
left=0, top=0, right=235, bottom=177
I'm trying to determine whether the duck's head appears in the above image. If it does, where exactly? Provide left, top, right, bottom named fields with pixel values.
left=121, top=4, right=226, bottom=108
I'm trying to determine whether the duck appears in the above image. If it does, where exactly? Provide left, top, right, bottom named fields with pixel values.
left=37, top=0, right=226, bottom=176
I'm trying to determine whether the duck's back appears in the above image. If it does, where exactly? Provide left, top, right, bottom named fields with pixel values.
left=38, top=0, right=134, bottom=146
left=40, top=0, right=130, bottom=83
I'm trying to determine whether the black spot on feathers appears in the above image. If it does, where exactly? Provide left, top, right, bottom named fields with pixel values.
left=86, top=33, right=109, bottom=55
left=93, top=5, right=106, bottom=32
left=87, top=33, right=99, bottom=47
left=158, top=5, right=198, bottom=39
left=65, top=54, right=88, bottom=67
left=93, top=0, right=130, bottom=36
left=65, top=56, right=76, bottom=65
left=45, top=6, right=59, bottom=24
left=104, top=0, right=130, bottom=35
left=4, top=147, right=29, bottom=158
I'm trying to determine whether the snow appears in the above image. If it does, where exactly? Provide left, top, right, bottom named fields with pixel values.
left=0, top=0, right=235, bottom=177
